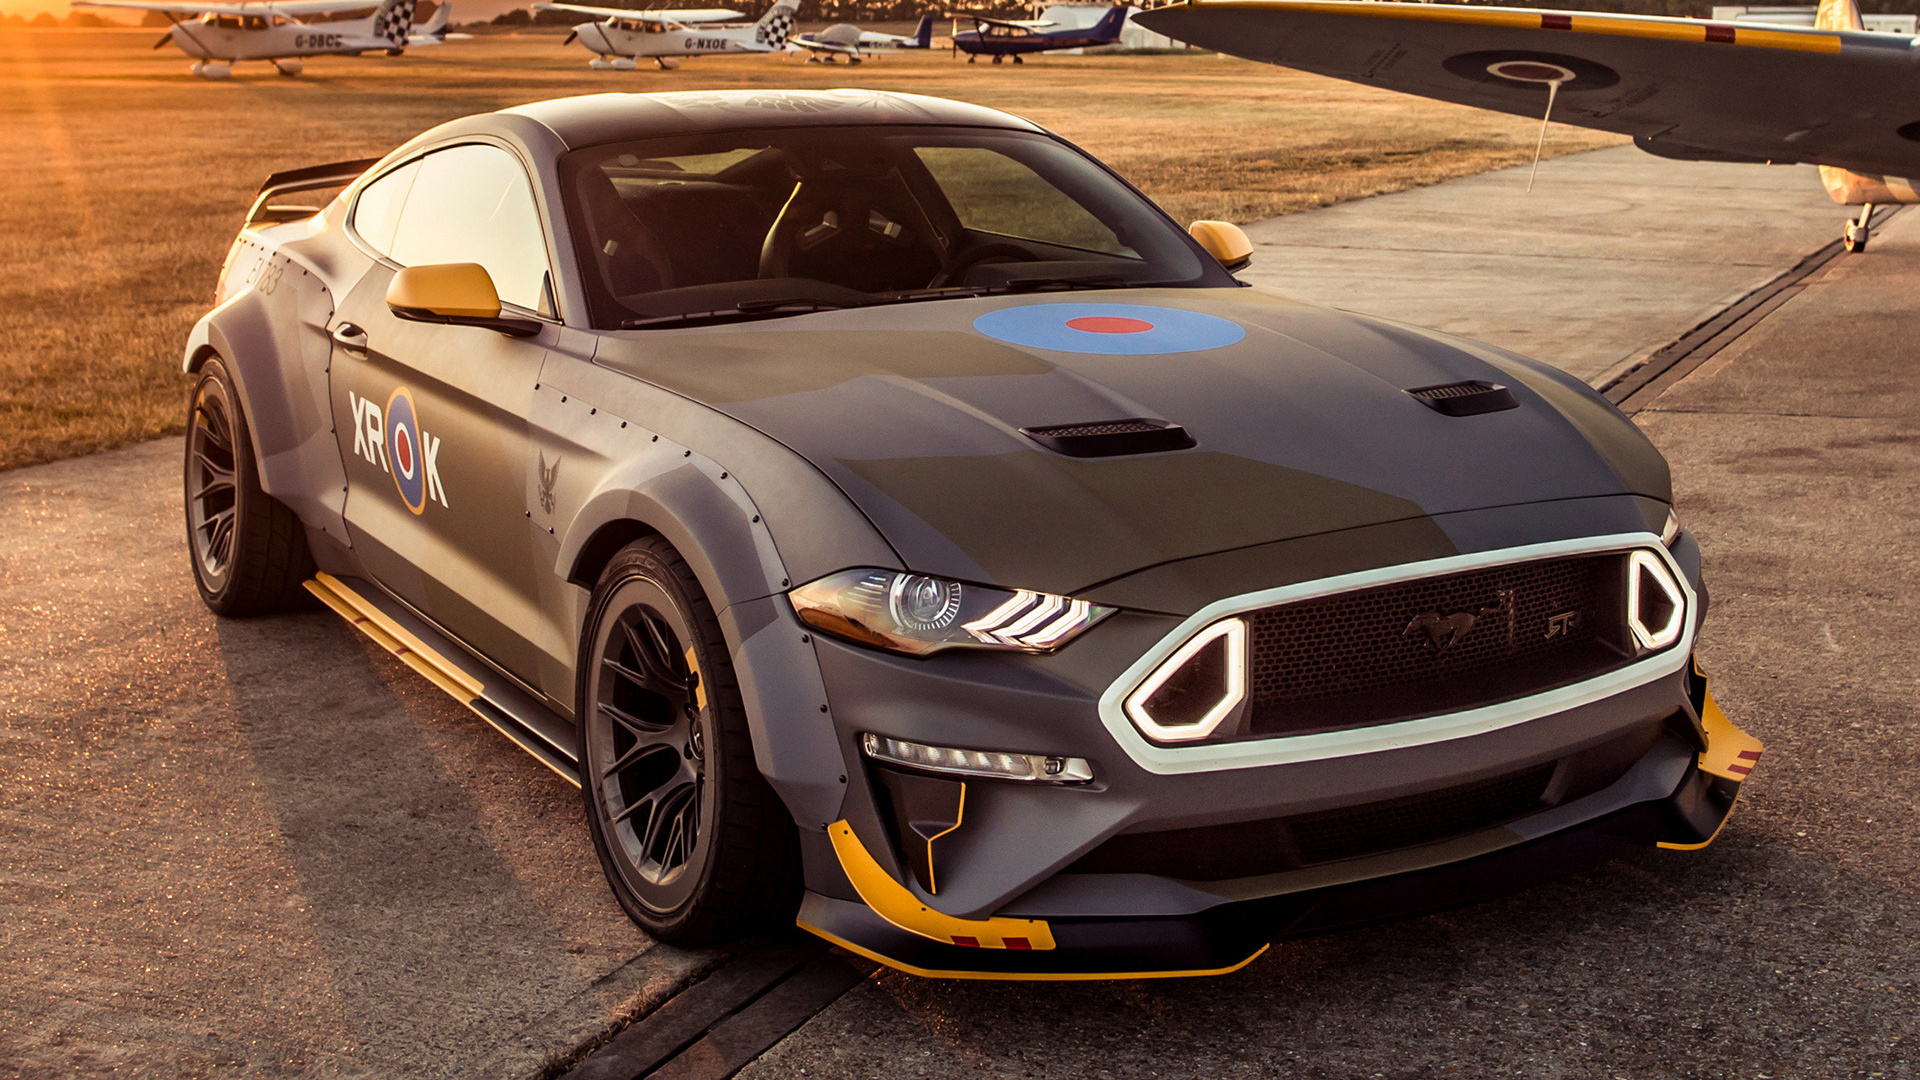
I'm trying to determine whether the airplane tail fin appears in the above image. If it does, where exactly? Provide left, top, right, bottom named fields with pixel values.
left=417, top=1, right=450, bottom=36
left=754, top=0, right=799, bottom=46
left=913, top=13, right=932, bottom=48
left=1091, top=4, right=1127, bottom=42
left=1814, top=0, right=1864, bottom=31
left=372, top=0, right=419, bottom=46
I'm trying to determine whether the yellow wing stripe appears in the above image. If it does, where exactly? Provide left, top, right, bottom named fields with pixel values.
left=826, top=820, right=1055, bottom=950
left=1180, top=0, right=1847, bottom=54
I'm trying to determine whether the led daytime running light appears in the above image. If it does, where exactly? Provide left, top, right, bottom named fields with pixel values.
left=1123, top=617, right=1247, bottom=743
left=862, top=733, right=1094, bottom=783
left=1627, top=549, right=1686, bottom=651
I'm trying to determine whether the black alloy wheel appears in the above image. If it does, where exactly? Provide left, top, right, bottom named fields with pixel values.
left=579, top=537, right=800, bottom=944
left=185, top=357, right=313, bottom=616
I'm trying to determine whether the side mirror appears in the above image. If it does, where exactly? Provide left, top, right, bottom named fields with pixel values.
left=386, top=263, right=541, bottom=337
left=1188, top=220, right=1253, bottom=273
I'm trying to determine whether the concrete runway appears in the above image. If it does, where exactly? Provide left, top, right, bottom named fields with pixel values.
left=0, top=445, right=718, bottom=1076
left=4, top=146, right=1915, bottom=1078
left=1238, top=146, right=1846, bottom=384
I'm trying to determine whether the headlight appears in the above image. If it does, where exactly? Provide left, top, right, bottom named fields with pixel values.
left=788, top=569, right=1114, bottom=656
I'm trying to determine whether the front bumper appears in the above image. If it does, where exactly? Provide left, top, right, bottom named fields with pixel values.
left=796, top=676, right=1761, bottom=979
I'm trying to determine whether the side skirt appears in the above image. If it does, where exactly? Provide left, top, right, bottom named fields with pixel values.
left=305, top=572, right=582, bottom=786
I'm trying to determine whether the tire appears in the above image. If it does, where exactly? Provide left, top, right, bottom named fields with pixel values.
left=578, top=536, right=801, bottom=944
left=184, top=357, right=315, bottom=617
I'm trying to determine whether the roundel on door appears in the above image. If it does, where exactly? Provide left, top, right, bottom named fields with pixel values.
left=385, top=387, right=429, bottom=515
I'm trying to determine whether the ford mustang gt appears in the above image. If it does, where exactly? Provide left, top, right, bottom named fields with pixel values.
left=183, top=89, right=1762, bottom=978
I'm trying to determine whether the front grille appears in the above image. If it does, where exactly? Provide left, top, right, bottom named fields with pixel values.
left=1246, top=554, right=1631, bottom=736
left=1066, top=763, right=1558, bottom=881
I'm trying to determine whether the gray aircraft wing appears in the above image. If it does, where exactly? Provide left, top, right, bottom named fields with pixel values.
left=1135, top=0, right=1920, bottom=179
left=532, top=3, right=743, bottom=21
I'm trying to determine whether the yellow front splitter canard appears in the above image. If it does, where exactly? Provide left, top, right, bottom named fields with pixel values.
left=1660, top=662, right=1764, bottom=851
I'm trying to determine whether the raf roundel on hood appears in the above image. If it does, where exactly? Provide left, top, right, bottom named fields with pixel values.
left=973, top=303, right=1247, bottom=356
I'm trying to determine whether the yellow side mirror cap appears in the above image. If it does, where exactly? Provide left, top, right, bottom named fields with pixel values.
left=387, top=262, right=503, bottom=320
left=1188, top=220, right=1253, bottom=272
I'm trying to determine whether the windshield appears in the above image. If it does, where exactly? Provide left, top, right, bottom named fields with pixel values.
left=557, top=125, right=1230, bottom=329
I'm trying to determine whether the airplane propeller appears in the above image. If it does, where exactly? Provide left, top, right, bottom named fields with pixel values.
left=562, top=28, right=577, bottom=44
left=153, top=31, right=174, bottom=47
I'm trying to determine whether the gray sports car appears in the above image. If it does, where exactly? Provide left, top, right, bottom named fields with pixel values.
left=183, top=89, right=1762, bottom=979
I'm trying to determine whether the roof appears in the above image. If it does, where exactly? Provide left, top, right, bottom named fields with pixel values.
left=501, top=90, right=1047, bottom=150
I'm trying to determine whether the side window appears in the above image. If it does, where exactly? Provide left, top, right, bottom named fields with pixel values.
left=915, top=146, right=1134, bottom=257
left=386, top=145, right=553, bottom=313
left=351, top=159, right=419, bottom=257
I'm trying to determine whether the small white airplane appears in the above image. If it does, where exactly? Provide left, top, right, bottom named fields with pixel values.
left=791, top=15, right=933, bottom=62
left=71, top=0, right=450, bottom=77
left=535, top=0, right=799, bottom=70
left=1138, top=0, right=1920, bottom=252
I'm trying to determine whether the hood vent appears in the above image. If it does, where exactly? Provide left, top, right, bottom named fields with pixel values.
left=1406, top=380, right=1519, bottom=417
left=1021, top=418, right=1197, bottom=458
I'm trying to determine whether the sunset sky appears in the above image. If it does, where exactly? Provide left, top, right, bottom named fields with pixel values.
left=1, top=0, right=529, bottom=19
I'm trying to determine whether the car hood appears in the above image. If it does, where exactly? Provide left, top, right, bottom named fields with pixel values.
left=594, top=288, right=1669, bottom=597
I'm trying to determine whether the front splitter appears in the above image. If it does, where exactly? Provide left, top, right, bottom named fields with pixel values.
left=799, top=760, right=1746, bottom=980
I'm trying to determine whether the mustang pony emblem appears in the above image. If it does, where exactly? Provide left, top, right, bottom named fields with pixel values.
left=1405, top=590, right=1516, bottom=655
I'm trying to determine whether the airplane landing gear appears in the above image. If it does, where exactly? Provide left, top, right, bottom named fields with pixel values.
left=190, top=60, right=231, bottom=79
left=966, top=54, right=976, bottom=62
left=610, top=57, right=637, bottom=70
left=1844, top=203, right=1873, bottom=253
left=271, top=58, right=302, bottom=76
left=655, top=57, right=680, bottom=70
left=1012, top=54, right=1023, bottom=63
left=990, top=53, right=1002, bottom=63
left=589, top=56, right=614, bottom=70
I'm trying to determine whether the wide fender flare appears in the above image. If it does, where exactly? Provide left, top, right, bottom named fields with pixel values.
left=557, top=454, right=851, bottom=828
left=181, top=257, right=349, bottom=544
left=183, top=300, right=276, bottom=482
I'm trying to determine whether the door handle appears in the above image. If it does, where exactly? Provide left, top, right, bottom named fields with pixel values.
left=331, top=322, right=368, bottom=354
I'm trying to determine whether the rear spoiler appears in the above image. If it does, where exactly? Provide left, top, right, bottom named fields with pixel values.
left=244, top=157, right=382, bottom=228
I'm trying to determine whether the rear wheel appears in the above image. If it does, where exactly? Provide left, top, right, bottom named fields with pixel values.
left=579, top=536, right=801, bottom=944
left=185, top=357, right=314, bottom=616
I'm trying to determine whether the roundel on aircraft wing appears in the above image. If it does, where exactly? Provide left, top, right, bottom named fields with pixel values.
left=385, top=387, right=429, bottom=515
left=1442, top=50, right=1621, bottom=92
left=972, top=303, right=1246, bottom=355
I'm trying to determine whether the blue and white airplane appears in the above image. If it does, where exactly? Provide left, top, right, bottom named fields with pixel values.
left=950, top=4, right=1125, bottom=63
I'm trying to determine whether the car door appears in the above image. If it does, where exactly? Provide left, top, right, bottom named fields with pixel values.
left=328, top=142, right=560, bottom=687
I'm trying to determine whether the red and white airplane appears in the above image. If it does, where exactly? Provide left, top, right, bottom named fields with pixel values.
left=1139, top=0, right=1920, bottom=250
left=71, top=0, right=452, bottom=77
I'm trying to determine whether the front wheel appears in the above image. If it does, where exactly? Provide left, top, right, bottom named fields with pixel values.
left=578, top=536, right=800, bottom=944
left=185, top=357, right=314, bottom=616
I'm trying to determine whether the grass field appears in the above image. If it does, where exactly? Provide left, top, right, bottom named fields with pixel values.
left=0, top=29, right=1623, bottom=470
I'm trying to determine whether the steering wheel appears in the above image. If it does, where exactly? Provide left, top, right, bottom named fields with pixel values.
left=928, top=241, right=1039, bottom=288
